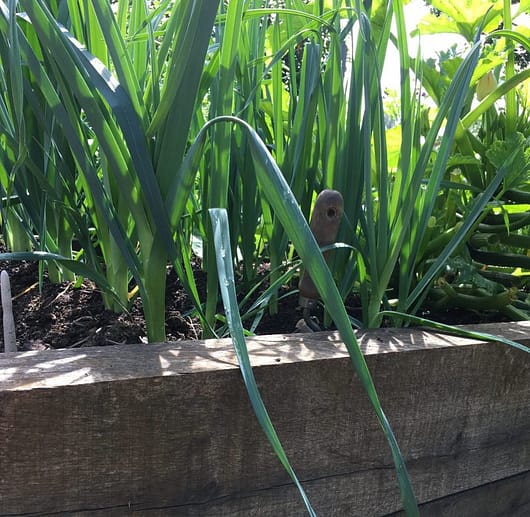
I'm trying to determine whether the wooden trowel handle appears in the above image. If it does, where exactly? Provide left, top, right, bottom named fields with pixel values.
left=299, top=189, right=344, bottom=305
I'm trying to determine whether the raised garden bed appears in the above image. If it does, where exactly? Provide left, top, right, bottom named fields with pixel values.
left=1, top=322, right=529, bottom=516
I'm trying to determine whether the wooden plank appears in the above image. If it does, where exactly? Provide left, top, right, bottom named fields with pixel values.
left=0, top=322, right=529, bottom=515
left=386, top=470, right=530, bottom=517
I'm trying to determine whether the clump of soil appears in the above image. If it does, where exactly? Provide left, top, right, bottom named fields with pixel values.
left=0, top=257, right=303, bottom=351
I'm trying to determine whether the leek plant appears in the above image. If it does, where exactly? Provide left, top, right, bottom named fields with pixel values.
left=253, top=0, right=498, bottom=327
left=298, top=0, right=530, bottom=326
left=0, top=0, right=220, bottom=341
left=200, top=112, right=419, bottom=512
left=1, top=0, right=527, bottom=333
left=0, top=0, right=345, bottom=338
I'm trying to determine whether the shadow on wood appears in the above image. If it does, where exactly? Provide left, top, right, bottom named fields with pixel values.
left=1, top=322, right=529, bottom=516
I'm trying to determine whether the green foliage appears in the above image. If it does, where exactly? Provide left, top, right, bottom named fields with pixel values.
left=413, top=0, right=530, bottom=319
left=415, top=0, right=504, bottom=41
left=0, top=0, right=220, bottom=341
left=2, top=0, right=530, bottom=513
left=3, top=0, right=526, bottom=335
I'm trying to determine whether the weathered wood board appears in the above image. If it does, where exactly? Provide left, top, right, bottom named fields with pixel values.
left=1, top=322, right=529, bottom=516
left=386, top=470, right=530, bottom=517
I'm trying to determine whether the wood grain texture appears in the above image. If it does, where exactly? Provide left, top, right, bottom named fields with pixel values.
left=386, top=470, right=530, bottom=517
left=1, top=322, right=529, bottom=516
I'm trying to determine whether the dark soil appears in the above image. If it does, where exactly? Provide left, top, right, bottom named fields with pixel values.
left=0, top=257, right=306, bottom=351
left=0, top=256, right=510, bottom=352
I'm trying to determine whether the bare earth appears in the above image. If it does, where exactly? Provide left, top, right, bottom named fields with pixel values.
left=0, top=257, right=302, bottom=351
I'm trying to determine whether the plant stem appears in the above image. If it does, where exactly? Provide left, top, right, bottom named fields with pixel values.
left=141, top=242, right=168, bottom=343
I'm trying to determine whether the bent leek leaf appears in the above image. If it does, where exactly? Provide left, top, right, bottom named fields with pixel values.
left=210, top=207, right=317, bottom=517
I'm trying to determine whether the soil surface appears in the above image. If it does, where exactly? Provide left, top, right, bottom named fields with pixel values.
left=0, top=257, right=308, bottom=351
left=0, top=256, right=509, bottom=352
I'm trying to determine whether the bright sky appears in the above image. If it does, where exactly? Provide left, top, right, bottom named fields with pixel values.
left=381, top=0, right=464, bottom=89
